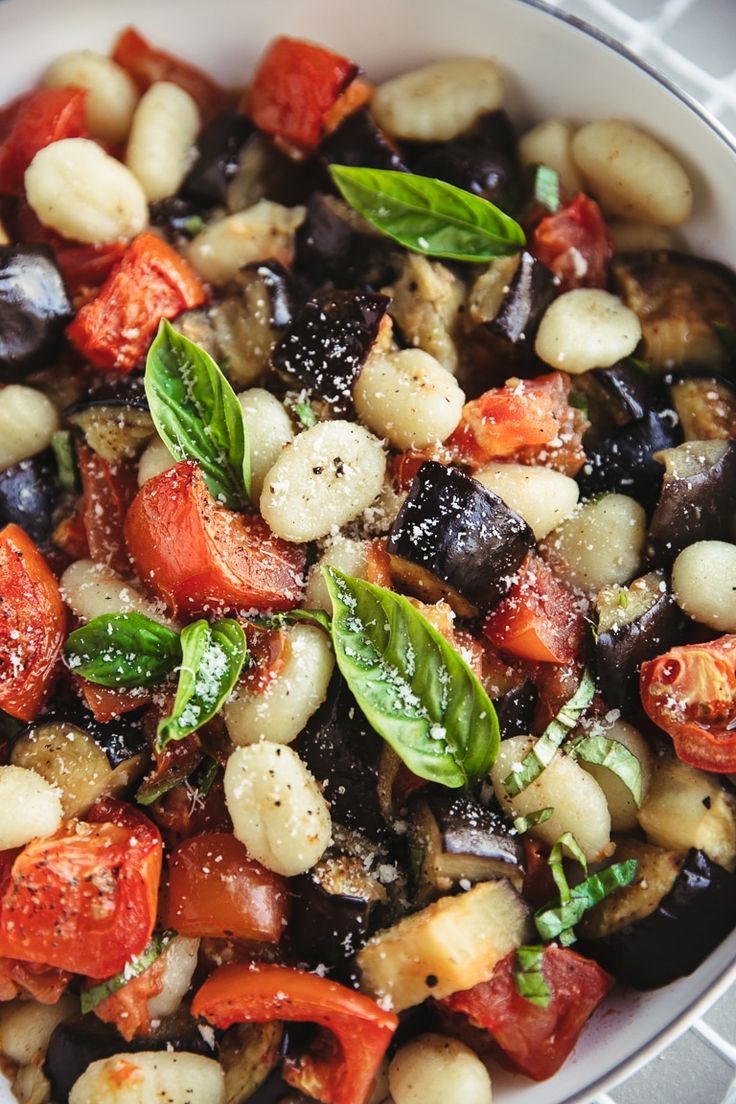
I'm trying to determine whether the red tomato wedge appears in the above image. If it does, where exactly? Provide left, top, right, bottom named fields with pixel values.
left=0, top=87, right=87, bottom=196
left=441, top=945, right=613, bottom=1081
left=66, top=231, right=207, bottom=373
left=640, top=636, right=736, bottom=772
left=112, top=27, right=229, bottom=124
left=92, top=951, right=167, bottom=1041
left=484, top=553, right=584, bottom=664
left=248, top=36, right=359, bottom=148
left=77, top=444, right=138, bottom=575
left=0, top=523, right=66, bottom=722
left=124, top=460, right=306, bottom=617
left=0, top=799, right=162, bottom=978
left=532, top=193, right=611, bottom=292
left=192, top=963, right=398, bottom=1104
left=166, top=832, right=287, bottom=942
left=79, top=681, right=153, bottom=724
left=450, top=371, right=587, bottom=476
left=0, top=957, right=70, bottom=1004
left=14, top=199, right=126, bottom=292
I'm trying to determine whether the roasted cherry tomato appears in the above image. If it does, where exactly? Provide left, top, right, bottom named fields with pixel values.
left=124, top=460, right=306, bottom=617
left=0, top=957, right=70, bottom=1004
left=0, top=798, right=161, bottom=977
left=79, top=681, right=153, bottom=724
left=77, top=444, right=138, bottom=574
left=166, top=832, right=288, bottom=942
left=0, top=523, right=66, bottom=721
left=532, top=193, right=611, bottom=291
left=484, top=553, right=583, bottom=664
left=192, top=963, right=398, bottom=1104
left=66, top=231, right=207, bottom=373
left=0, top=87, right=87, bottom=196
left=449, top=371, right=587, bottom=476
left=248, top=36, right=359, bottom=148
left=640, top=635, right=736, bottom=772
left=112, top=26, right=229, bottom=124
left=441, top=945, right=613, bottom=1081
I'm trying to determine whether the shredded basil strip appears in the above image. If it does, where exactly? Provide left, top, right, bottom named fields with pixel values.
left=566, top=734, right=643, bottom=807
left=514, top=944, right=552, bottom=1008
left=63, top=612, right=182, bottom=688
left=156, top=619, right=247, bottom=752
left=548, top=832, right=588, bottom=905
left=324, top=568, right=499, bottom=788
left=288, top=399, right=319, bottom=429
left=81, top=931, right=175, bottom=1014
left=330, top=165, right=525, bottom=263
left=534, top=859, right=639, bottom=944
left=52, top=429, right=79, bottom=492
left=533, top=164, right=561, bottom=213
left=250, top=608, right=332, bottom=634
left=513, top=807, right=554, bottom=834
left=503, top=669, right=595, bottom=797
left=145, top=319, right=251, bottom=510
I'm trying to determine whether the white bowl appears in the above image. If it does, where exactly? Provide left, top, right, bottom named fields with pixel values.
left=0, top=1, right=734, bottom=1102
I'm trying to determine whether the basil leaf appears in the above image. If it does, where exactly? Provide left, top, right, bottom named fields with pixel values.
left=503, top=669, right=595, bottom=797
left=81, top=930, right=175, bottom=1014
left=534, top=858, right=639, bottom=943
left=52, top=430, right=79, bottom=492
left=324, top=568, right=499, bottom=787
left=566, top=734, right=643, bottom=807
left=156, top=618, right=247, bottom=752
left=330, top=165, right=525, bottom=263
left=145, top=319, right=251, bottom=510
left=287, top=398, right=319, bottom=429
left=64, top=612, right=182, bottom=688
left=548, top=832, right=588, bottom=905
left=514, top=944, right=552, bottom=1009
left=250, top=608, right=332, bottom=634
left=513, top=807, right=554, bottom=834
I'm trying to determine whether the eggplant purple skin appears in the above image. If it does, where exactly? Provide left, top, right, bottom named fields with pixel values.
left=578, top=849, right=736, bottom=990
left=243, top=260, right=295, bottom=330
left=595, top=584, right=682, bottom=713
left=387, top=462, right=534, bottom=612
left=482, top=250, right=556, bottom=355
left=296, top=675, right=387, bottom=841
left=496, top=679, right=539, bottom=741
left=65, top=373, right=149, bottom=417
left=45, top=1015, right=213, bottom=1104
left=577, top=409, right=683, bottom=511
left=0, top=244, right=73, bottom=381
left=294, top=191, right=397, bottom=289
left=648, top=440, right=736, bottom=565
left=37, top=700, right=148, bottom=769
left=426, top=789, right=523, bottom=868
left=0, top=450, right=59, bottom=546
left=593, top=362, right=668, bottom=422
left=270, top=289, right=390, bottom=413
left=289, top=870, right=378, bottom=972
left=181, top=110, right=254, bottom=207
left=408, top=110, right=518, bottom=201
left=320, top=106, right=407, bottom=172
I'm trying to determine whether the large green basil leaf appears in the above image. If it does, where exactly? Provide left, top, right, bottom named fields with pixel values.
left=145, top=319, right=251, bottom=509
left=156, top=618, right=247, bottom=752
left=63, top=612, right=182, bottom=688
left=330, top=165, right=525, bottom=263
left=324, top=568, right=499, bottom=787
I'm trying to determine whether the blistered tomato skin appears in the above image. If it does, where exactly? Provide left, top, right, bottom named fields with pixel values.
left=124, top=460, right=306, bottom=617
left=0, top=86, right=87, bottom=196
left=0, top=523, right=66, bottom=722
left=640, top=636, right=736, bottom=772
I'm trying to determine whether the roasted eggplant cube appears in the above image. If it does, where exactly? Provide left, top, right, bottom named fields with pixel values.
left=208, top=260, right=295, bottom=389
left=580, top=845, right=736, bottom=990
left=65, top=375, right=153, bottom=462
left=409, top=109, right=518, bottom=200
left=592, top=361, right=668, bottom=424
left=11, top=711, right=148, bottom=818
left=182, top=110, right=254, bottom=207
left=218, top=1022, right=283, bottom=1104
left=0, top=450, right=59, bottom=545
left=0, top=245, right=73, bottom=381
left=648, top=439, right=736, bottom=563
left=495, top=679, right=539, bottom=741
left=387, top=462, right=534, bottom=616
left=270, top=289, right=390, bottom=414
left=467, top=251, right=556, bottom=363
left=611, top=250, right=736, bottom=372
left=294, top=192, right=398, bottom=290
left=577, top=408, right=682, bottom=510
left=290, top=853, right=386, bottom=970
left=296, top=675, right=387, bottom=840
left=320, top=106, right=407, bottom=172
left=410, top=790, right=524, bottom=902
left=149, top=195, right=202, bottom=240
left=670, top=374, right=736, bottom=441
left=595, top=571, right=682, bottom=712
